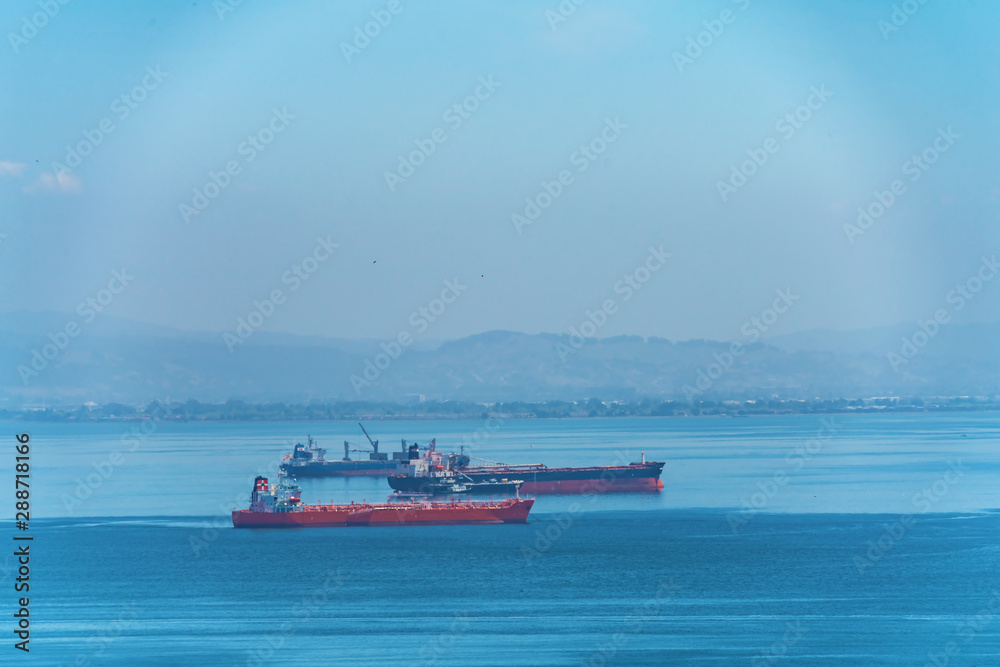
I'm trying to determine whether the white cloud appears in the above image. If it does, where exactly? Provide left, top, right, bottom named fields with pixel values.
left=0, top=161, right=26, bottom=177
left=23, top=172, right=83, bottom=194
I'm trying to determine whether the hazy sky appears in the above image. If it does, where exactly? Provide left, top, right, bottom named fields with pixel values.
left=2, top=0, right=998, bottom=343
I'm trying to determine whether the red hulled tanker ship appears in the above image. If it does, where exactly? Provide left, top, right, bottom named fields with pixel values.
left=231, top=475, right=534, bottom=528
left=388, top=440, right=665, bottom=495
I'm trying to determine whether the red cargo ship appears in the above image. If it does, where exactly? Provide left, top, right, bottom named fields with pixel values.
left=231, top=475, right=534, bottom=528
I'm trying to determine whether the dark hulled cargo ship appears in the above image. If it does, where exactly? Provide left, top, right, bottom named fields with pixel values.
left=276, top=427, right=665, bottom=493
left=278, top=429, right=404, bottom=477
left=389, top=440, right=665, bottom=495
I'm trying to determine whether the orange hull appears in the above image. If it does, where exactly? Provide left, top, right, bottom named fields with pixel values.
left=232, top=498, right=534, bottom=528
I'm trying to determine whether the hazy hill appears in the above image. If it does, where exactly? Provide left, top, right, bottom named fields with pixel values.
left=1, top=311, right=997, bottom=407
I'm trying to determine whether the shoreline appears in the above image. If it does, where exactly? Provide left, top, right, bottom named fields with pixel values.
left=3, top=404, right=998, bottom=423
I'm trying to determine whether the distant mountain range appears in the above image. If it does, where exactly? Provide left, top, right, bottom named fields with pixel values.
left=1, top=311, right=997, bottom=407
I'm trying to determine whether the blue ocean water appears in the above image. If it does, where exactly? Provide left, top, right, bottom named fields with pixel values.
left=3, top=413, right=1000, bottom=665
left=31, top=512, right=1000, bottom=665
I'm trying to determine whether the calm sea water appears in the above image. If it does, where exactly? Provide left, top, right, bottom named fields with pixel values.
left=3, top=413, right=999, bottom=665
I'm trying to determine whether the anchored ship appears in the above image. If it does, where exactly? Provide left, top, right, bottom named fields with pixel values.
left=232, top=474, right=534, bottom=528
left=389, top=439, right=665, bottom=495
left=278, top=427, right=403, bottom=477
left=386, top=439, right=524, bottom=496
left=276, top=426, right=665, bottom=493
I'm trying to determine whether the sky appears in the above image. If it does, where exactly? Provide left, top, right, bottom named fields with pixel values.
left=2, top=0, right=999, bottom=344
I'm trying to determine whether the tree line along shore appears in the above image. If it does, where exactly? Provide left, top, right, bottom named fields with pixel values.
left=3, top=396, right=995, bottom=422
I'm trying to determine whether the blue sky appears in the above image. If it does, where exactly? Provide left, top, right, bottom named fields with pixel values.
left=2, top=0, right=998, bottom=342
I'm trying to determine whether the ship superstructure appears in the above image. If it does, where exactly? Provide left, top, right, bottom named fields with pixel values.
left=389, top=438, right=524, bottom=496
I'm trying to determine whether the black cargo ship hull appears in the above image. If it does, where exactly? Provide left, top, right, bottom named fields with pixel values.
left=389, top=462, right=664, bottom=494
left=280, top=461, right=397, bottom=477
